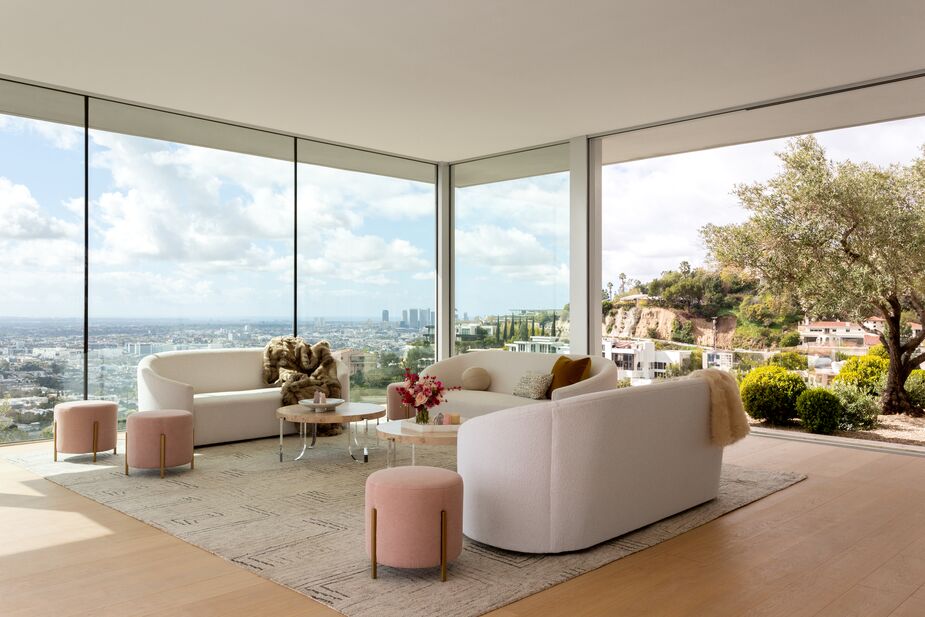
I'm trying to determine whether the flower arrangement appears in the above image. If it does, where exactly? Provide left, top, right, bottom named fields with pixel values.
left=396, top=369, right=458, bottom=424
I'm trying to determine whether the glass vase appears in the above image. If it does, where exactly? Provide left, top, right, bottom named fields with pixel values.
left=415, top=406, right=429, bottom=425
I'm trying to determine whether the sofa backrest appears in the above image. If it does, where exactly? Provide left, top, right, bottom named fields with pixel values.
left=457, top=377, right=722, bottom=552
left=547, top=378, right=718, bottom=551
left=429, top=350, right=612, bottom=396
left=142, top=348, right=267, bottom=394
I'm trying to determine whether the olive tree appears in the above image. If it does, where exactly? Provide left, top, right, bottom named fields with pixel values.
left=703, top=136, right=925, bottom=415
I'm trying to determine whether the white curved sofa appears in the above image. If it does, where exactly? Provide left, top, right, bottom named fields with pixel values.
left=137, top=348, right=349, bottom=446
left=386, top=350, right=619, bottom=420
left=457, top=378, right=722, bottom=553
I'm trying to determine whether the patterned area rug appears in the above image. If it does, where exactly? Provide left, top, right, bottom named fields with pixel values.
left=6, top=435, right=804, bottom=617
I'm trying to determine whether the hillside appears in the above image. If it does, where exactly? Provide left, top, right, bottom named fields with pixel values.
left=603, top=306, right=736, bottom=349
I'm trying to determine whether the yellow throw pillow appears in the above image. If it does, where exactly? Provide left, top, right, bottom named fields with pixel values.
left=547, top=356, right=592, bottom=398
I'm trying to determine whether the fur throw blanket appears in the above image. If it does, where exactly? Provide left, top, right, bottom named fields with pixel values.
left=263, top=336, right=343, bottom=436
left=689, top=368, right=750, bottom=447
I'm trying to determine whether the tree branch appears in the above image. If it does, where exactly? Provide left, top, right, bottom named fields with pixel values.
left=902, top=292, right=925, bottom=354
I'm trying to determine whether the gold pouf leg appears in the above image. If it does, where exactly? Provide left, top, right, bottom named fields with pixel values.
left=441, top=510, right=447, bottom=582
left=124, top=430, right=129, bottom=475
left=371, top=508, right=377, bottom=579
left=160, top=433, right=166, bottom=479
left=92, top=421, right=99, bottom=462
left=53, top=421, right=57, bottom=462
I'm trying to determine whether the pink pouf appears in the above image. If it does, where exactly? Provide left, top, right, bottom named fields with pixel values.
left=125, top=410, right=194, bottom=478
left=53, top=400, right=118, bottom=462
left=365, top=466, right=463, bottom=581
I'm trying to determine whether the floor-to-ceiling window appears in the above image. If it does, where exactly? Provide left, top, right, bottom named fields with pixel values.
left=599, top=113, right=925, bottom=444
left=452, top=144, right=570, bottom=354
left=87, top=101, right=295, bottom=428
left=296, top=141, right=436, bottom=403
left=0, top=82, right=84, bottom=443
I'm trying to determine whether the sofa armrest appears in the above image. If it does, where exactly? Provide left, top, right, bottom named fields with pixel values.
left=551, top=363, right=618, bottom=401
left=386, top=382, right=412, bottom=420
left=137, top=366, right=194, bottom=412
left=457, top=403, right=554, bottom=552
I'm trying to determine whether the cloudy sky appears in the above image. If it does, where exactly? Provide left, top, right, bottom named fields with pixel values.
left=3, top=111, right=925, bottom=321
left=601, top=115, right=925, bottom=289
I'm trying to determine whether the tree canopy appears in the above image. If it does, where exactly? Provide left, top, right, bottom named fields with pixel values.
left=703, top=135, right=925, bottom=414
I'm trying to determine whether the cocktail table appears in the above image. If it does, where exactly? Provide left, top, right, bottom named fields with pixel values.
left=376, top=420, right=460, bottom=467
left=276, top=402, right=385, bottom=463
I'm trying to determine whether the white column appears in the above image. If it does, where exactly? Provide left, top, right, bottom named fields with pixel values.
left=436, top=162, right=453, bottom=360
left=568, top=137, right=602, bottom=356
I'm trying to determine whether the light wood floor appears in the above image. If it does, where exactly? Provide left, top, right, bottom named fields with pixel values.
left=3, top=435, right=925, bottom=617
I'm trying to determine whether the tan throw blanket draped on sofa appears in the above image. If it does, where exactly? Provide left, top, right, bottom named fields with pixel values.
left=689, top=368, right=750, bottom=447
left=263, top=336, right=343, bottom=436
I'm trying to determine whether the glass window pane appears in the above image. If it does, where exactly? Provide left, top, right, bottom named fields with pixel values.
left=453, top=144, right=570, bottom=354
left=297, top=139, right=436, bottom=403
left=0, top=84, right=84, bottom=443
left=88, top=103, right=294, bottom=428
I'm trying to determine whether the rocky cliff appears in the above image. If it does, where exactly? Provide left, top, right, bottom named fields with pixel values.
left=602, top=306, right=736, bottom=349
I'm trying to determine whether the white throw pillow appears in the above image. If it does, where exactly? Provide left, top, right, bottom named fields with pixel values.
left=462, top=366, right=491, bottom=391
left=513, top=372, right=553, bottom=399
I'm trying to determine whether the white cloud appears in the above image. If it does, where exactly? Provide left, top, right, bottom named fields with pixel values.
left=0, top=115, right=81, bottom=150
left=456, top=225, right=567, bottom=285
left=0, top=177, right=80, bottom=239
left=32, top=121, right=82, bottom=150
left=600, top=114, right=925, bottom=287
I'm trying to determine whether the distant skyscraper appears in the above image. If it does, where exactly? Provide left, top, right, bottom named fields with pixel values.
left=382, top=309, right=389, bottom=322
left=402, top=309, right=408, bottom=324
left=409, top=308, right=420, bottom=329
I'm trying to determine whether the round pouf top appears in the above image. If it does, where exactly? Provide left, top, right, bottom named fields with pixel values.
left=126, top=409, right=194, bottom=473
left=53, top=400, right=118, bottom=455
left=365, top=466, right=463, bottom=570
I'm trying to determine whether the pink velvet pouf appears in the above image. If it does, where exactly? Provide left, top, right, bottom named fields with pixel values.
left=125, top=410, right=194, bottom=478
left=53, top=400, right=118, bottom=462
left=365, top=466, right=463, bottom=581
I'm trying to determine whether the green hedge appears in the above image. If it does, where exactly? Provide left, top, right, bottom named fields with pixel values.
left=796, top=388, right=843, bottom=435
left=739, top=365, right=807, bottom=424
left=830, top=382, right=879, bottom=431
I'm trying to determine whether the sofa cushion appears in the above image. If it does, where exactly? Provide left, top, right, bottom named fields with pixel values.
left=439, top=389, right=540, bottom=419
left=194, top=386, right=282, bottom=408
left=461, top=367, right=491, bottom=391
left=547, top=356, right=591, bottom=397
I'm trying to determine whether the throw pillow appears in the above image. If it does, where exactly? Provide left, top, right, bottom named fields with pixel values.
left=513, top=372, right=554, bottom=399
left=547, top=356, right=592, bottom=398
left=461, top=366, right=491, bottom=391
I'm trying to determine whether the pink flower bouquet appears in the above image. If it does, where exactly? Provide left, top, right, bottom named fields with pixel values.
left=396, top=369, right=458, bottom=424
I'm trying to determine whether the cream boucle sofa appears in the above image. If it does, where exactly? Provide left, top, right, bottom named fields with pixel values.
left=137, top=348, right=349, bottom=446
left=386, top=350, right=619, bottom=420
left=457, top=378, right=723, bottom=553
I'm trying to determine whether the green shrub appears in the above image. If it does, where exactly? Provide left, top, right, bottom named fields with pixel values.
left=905, top=370, right=925, bottom=410
left=646, top=326, right=660, bottom=339
left=833, top=354, right=889, bottom=395
left=796, top=388, right=843, bottom=434
left=868, top=344, right=889, bottom=359
left=615, top=378, right=632, bottom=389
left=768, top=351, right=808, bottom=371
left=739, top=365, right=807, bottom=424
left=779, top=331, right=801, bottom=347
left=830, top=382, right=879, bottom=431
left=670, top=320, right=695, bottom=344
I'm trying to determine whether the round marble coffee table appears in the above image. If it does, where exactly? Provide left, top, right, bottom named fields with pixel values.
left=376, top=419, right=460, bottom=467
left=276, top=402, right=385, bottom=463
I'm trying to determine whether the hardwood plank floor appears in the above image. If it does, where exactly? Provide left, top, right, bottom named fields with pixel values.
left=2, top=435, right=924, bottom=616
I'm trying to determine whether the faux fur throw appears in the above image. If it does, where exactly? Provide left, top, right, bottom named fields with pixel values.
left=263, top=336, right=343, bottom=436
left=689, top=369, right=750, bottom=447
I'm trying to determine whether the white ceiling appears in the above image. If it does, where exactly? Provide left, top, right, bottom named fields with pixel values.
left=1, top=0, right=924, bottom=162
